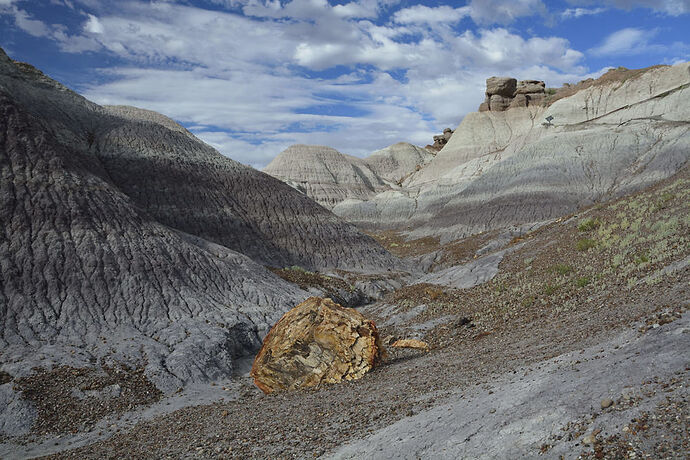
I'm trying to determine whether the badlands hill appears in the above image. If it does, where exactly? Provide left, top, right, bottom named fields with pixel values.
left=266, top=64, right=690, bottom=242
left=0, top=45, right=404, bottom=434
left=264, top=142, right=434, bottom=209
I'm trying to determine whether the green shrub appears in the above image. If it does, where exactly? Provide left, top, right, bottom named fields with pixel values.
left=543, top=284, right=558, bottom=295
left=521, top=296, right=536, bottom=307
left=634, top=253, right=649, bottom=264
left=576, top=238, right=597, bottom=251
left=575, top=277, right=590, bottom=287
left=552, top=264, right=573, bottom=275
left=577, top=217, right=600, bottom=232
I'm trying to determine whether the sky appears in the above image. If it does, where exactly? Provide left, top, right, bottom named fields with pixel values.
left=1, top=0, right=688, bottom=168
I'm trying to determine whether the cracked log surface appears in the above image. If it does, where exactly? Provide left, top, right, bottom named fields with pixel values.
left=0, top=44, right=402, bottom=431
left=250, top=297, right=380, bottom=394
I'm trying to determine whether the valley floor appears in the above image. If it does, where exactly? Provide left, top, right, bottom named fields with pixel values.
left=2, top=169, right=689, bottom=459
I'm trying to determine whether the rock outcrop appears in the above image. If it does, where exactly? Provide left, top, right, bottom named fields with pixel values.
left=0, top=45, right=403, bottom=423
left=479, top=77, right=546, bottom=112
left=329, top=62, right=690, bottom=240
left=426, top=128, right=454, bottom=151
left=250, top=297, right=380, bottom=393
left=264, top=142, right=434, bottom=208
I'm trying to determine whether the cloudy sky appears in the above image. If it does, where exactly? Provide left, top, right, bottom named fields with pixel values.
left=1, top=0, right=688, bottom=167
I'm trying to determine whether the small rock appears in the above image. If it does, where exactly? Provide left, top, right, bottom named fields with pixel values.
left=601, top=398, right=614, bottom=409
left=582, top=433, right=597, bottom=445
left=391, top=339, right=430, bottom=351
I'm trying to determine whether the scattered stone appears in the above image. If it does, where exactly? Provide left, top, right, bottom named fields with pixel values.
left=250, top=297, right=381, bottom=394
left=582, top=432, right=598, bottom=445
left=601, top=398, right=614, bottom=409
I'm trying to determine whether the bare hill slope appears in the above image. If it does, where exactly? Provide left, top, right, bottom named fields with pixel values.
left=0, top=46, right=403, bottom=436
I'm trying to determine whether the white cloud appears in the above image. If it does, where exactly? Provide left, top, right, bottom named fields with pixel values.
left=568, top=0, right=690, bottom=15
left=611, top=0, right=689, bottom=15
left=9, top=0, right=593, bottom=167
left=562, top=7, right=607, bottom=18
left=11, top=7, right=51, bottom=36
left=83, top=14, right=103, bottom=34
left=589, top=27, right=662, bottom=56
left=468, top=0, right=547, bottom=24
left=393, top=5, right=470, bottom=24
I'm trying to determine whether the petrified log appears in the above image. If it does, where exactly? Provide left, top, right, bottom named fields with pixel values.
left=250, top=297, right=381, bottom=394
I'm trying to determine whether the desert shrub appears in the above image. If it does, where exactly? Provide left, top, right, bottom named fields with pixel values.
left=543, top=284, right=558, bottom=295
left=423, top=286, right=445, bottom=300
left=288, top=265, right=311, bottom=274
left=521, top=296, right=535, bottom=307
left=634, top=253, right=649, bottom=264
left=576, top=238, right=597, bottom=251
left=575, top=277, right=590, bottom=287
left=577, top=217, right=600, bottom=232
left=552, top=264, right=573, bottom=275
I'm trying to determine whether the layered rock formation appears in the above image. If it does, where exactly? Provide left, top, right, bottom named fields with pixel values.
left=478, top=77, right=546, bottom=112
left=0, top=45, right=402, bottom=414
left=264, top=142, right=435, bottom=209
left=250, top=297, right=380, bottom=393
left=329, top=63, right=690, bottom=240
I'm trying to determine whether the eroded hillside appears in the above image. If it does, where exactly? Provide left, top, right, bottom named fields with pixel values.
left=0, top=46, right=405, bottom=438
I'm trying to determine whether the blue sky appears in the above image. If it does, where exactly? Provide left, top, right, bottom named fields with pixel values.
left=1, top=0, right=688, bottom=167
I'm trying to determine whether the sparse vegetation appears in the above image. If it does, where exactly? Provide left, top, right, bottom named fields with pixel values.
left=577, top=217, right=600, bottom=232
left=552, top=264, right=573, bottom=275
left=576, top=238, right=597, bottom=251
left=575, top=277, right=590, bottom=288
left=543, top=284, right=559, bottom=295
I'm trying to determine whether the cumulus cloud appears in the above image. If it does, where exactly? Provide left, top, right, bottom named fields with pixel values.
left=562, top=7, right=607, bottom=18
left=393, top=5, right=470, bottom=24
left=589, top=27, right=662, bottom=56
left=83, top=14, right=103, bottom=34
left=4, top=0, right=595, bottom=166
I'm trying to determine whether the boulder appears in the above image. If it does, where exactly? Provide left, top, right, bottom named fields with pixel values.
left=509, top=93, right=528, bottom=108
left=489, top=94, right=512, bottom=111
left=250, top=297, right=381, bottom=394
left=486, top=77, right=517, bottom=97
left=516, top=80, right=545, bottom=94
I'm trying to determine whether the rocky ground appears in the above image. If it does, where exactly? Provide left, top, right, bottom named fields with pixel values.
left=1, top=165, right=687, bottom=460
